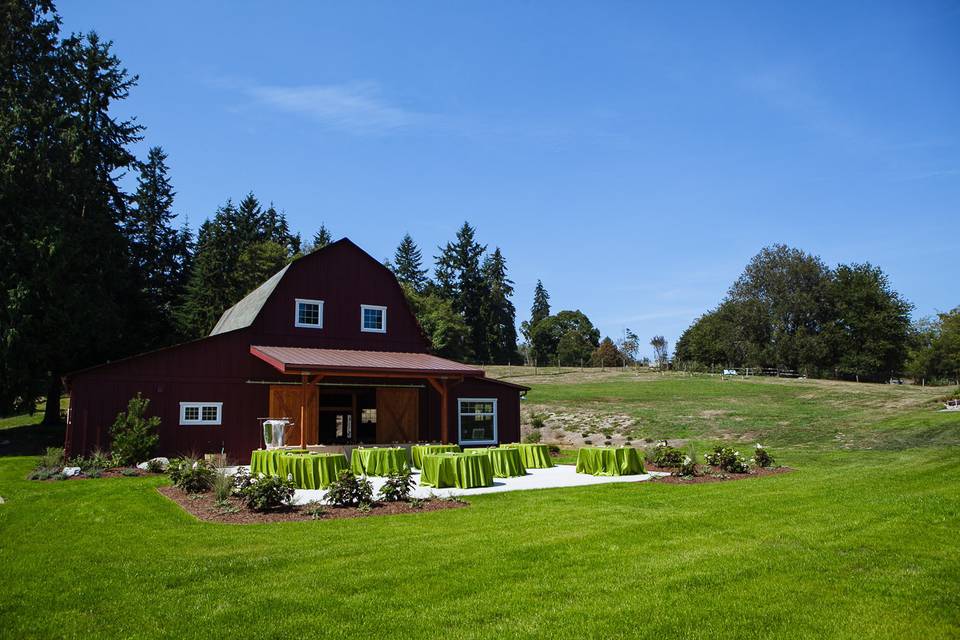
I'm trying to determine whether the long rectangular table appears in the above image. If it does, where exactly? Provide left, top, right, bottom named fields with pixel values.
left=575, top=447, right=645, bottom=476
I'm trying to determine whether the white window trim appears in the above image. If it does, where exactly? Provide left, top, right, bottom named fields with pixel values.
left=457, top=397, right=498, bottom=445
left=360, top=304, right=387, bottom=333
left=179, top=402, right=223, bottom=426
left=294, top=298, right=324, bottom=329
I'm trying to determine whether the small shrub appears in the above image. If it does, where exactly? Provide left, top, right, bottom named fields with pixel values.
left=548, top=445, right=561, bottom=456
left=109, top=393, right=161, bottom=466
left=378, top=469, right=414, bottom=502
left=583, top=439, right=593, bottom=445
left=86, top=468, right=102, bottom=479
left=232, top=468, right=254, bottom=493
left=121, top=468, right=140, bottom=477
left=39, top=447, right=65, bottom=470
left=523, top=430, right=542, bottom=444
left=52, top=472, right=68, bottom=481
left=146, top=459, right=165, bottom=474
left=87, top=449, right=113, bottom=472
left=410, top=497, right=427, bottom=510
left=753, top=444, right=775, bottom=468
left=325, top=470, right=373, bottom=507
left=212, top=469, right=234, bottom=504
left=653, top=441, right=684, bottom=467
left=530, top=413, right=547, bottom=429
left=603, top=440, right=612, bottom=446
left=357, top=502, right=372, bottom=514
left=168, top=456, right=216, bottom=493
left=704, top=446, right=750, bottom=473
left=240, top=475, right=295, bottom=511
left=673, top=455, right=698, bottom=477
left=304, top=501, right=327, bottom=519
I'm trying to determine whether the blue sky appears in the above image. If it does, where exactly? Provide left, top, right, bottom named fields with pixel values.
left=62, top=1, right=959, bottom=358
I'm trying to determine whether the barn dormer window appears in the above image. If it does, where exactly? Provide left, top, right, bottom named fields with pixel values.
left=295, top=298, right=324, bottom=328
left=360, top=304, right=387, bottom=333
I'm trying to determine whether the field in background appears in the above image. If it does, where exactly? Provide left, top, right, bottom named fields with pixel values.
left=1, top=373, right=959, bottom=638
left=485, top=367, right=959, bottom=452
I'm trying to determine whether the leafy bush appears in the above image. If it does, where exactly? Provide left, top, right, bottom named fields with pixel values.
left=379, top=469, right=414, bottom=502
left=753, top=444, right=775, bottom=468
left=212, top=469, right=234, bottom=503
left=28, top=467, right=57, bottom=480
left=146, top=459, right=165, bottom=474
left=584, top=439, right=593, bottom=445
left=548, top=444, right=561, bottom=456
left=653, top=441, right=684, bottom=467
left=410, top=497, right=427, bottom=510
left=110, top=393, right=160, bottom=466
left=704, top=446, right=750, bottom=473
left=530, top=413, right=547, bottom=429
left=524, top=430, right=542, bottom=444
left=168, top=456, right=216, bottom=493
left=673, top=455, right=698, bottom=477
left=240, top=475, right=295, bottom=511
left=232, top=468, right=254, bottom=493
left=325, top=470, right=373, bottom=507
left=603, top=440, right=613, bottom=446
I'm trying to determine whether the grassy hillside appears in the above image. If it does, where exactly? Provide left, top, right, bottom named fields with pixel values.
left=1, top=374, right=958, bottom=639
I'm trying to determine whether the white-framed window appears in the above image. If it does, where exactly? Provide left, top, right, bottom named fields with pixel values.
left=295, top=298, right=324, bottom=328
left=360, top=304, right=387, bottom=333
left=458, top=398, right=497, bottom=445
left=179, top=402, right=223, bottom=426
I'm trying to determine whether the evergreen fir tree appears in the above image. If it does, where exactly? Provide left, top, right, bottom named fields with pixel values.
left=124, top=146, right=191, bottom=346
left=308, top=224, right=333, bottom=252
left=520, top=280, right=551, bottom=343
left=392, top=233, right=428, bottom=291
left=479, top=248, right=519, bottom=363
left=441, top=222, right=486, bottom=360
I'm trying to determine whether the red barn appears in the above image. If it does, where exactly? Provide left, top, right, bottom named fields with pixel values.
left=64, top=239, right=527, bottom=462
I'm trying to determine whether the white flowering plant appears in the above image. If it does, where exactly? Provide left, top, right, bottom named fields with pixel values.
left=753, top=443, right=774, bottom=468
left=703, top=446, right=750, bottom=473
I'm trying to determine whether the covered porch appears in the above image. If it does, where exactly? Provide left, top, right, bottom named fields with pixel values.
left=249, top=345, right=489, bottom=449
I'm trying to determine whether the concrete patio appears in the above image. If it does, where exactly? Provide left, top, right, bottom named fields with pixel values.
left=284, top=464, right=670, bottom=505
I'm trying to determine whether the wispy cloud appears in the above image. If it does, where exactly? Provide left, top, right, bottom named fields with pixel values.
left=238, top=80, right=421, bottom=134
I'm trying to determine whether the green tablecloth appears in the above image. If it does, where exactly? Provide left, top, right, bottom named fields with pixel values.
left=501, top=443, right=554, bottom=468
left=575, top=447, right=645, bottom=476
left=465, top=447, right=526, bottom=477
left=419, top=453, right=494, bottom=489
left=249, top=449, right=308, bottom=476
left=276, top=453, right=348, bottom=489
left=350, top=447, right=410, bottom=476
left=410, top=444, right=461, bottom=469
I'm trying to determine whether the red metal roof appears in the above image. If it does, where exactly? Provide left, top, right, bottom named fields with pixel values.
left=250, top=345, right=484, bottom=376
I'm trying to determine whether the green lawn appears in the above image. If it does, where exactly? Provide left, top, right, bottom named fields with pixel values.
left=1, top=378, right=959, bottom=639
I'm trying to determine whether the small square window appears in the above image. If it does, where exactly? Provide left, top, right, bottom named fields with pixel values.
left=180, top=402, right=222, bottom=426
left=295, top=299, right=323, bottom=328
left=360, top=305, right=387, bottom=333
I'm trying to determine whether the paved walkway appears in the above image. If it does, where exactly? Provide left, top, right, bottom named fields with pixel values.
left=284, top=464, right=670, bottom=505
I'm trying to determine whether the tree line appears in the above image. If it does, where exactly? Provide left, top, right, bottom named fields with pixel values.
left=674, top=244, right=958, bottom=384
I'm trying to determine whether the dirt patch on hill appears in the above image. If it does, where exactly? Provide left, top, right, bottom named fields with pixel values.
left=158, top=486, right=467, bottom=524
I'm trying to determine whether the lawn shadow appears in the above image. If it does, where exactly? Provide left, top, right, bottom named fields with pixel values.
left=0, top=422, right=65, bottom=457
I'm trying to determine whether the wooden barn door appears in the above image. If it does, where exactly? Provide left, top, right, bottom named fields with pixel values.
left=376, top=388, right=418, bottom=443
left=269, top=385, right=318, bottom=445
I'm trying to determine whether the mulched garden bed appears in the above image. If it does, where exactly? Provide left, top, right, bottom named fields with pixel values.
left=33, top=468, right=165, bottom=481
left=158, top=486, right=468, bottom=524
left=647, top=464, right=794, bottom=484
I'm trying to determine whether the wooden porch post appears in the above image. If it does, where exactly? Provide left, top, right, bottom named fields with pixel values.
left=439, top=378, right=449, bottom=444
left=299, top=373, right=307, bottom=449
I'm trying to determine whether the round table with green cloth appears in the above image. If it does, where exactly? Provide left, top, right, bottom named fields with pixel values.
left=276, top=452, right=348, bottom=489
left=249, top=449, right=308, bottom=476
left=419, top=452, right=494, bottom=489
left=500, top=443, right=554, bottom=468
left=350, top=447, right=410, bottom=476
left=575, top=447, right=645, bottom=476
left=465, top=447, right=526, bottom=477
left=410, top=444, right=461, bottom=469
